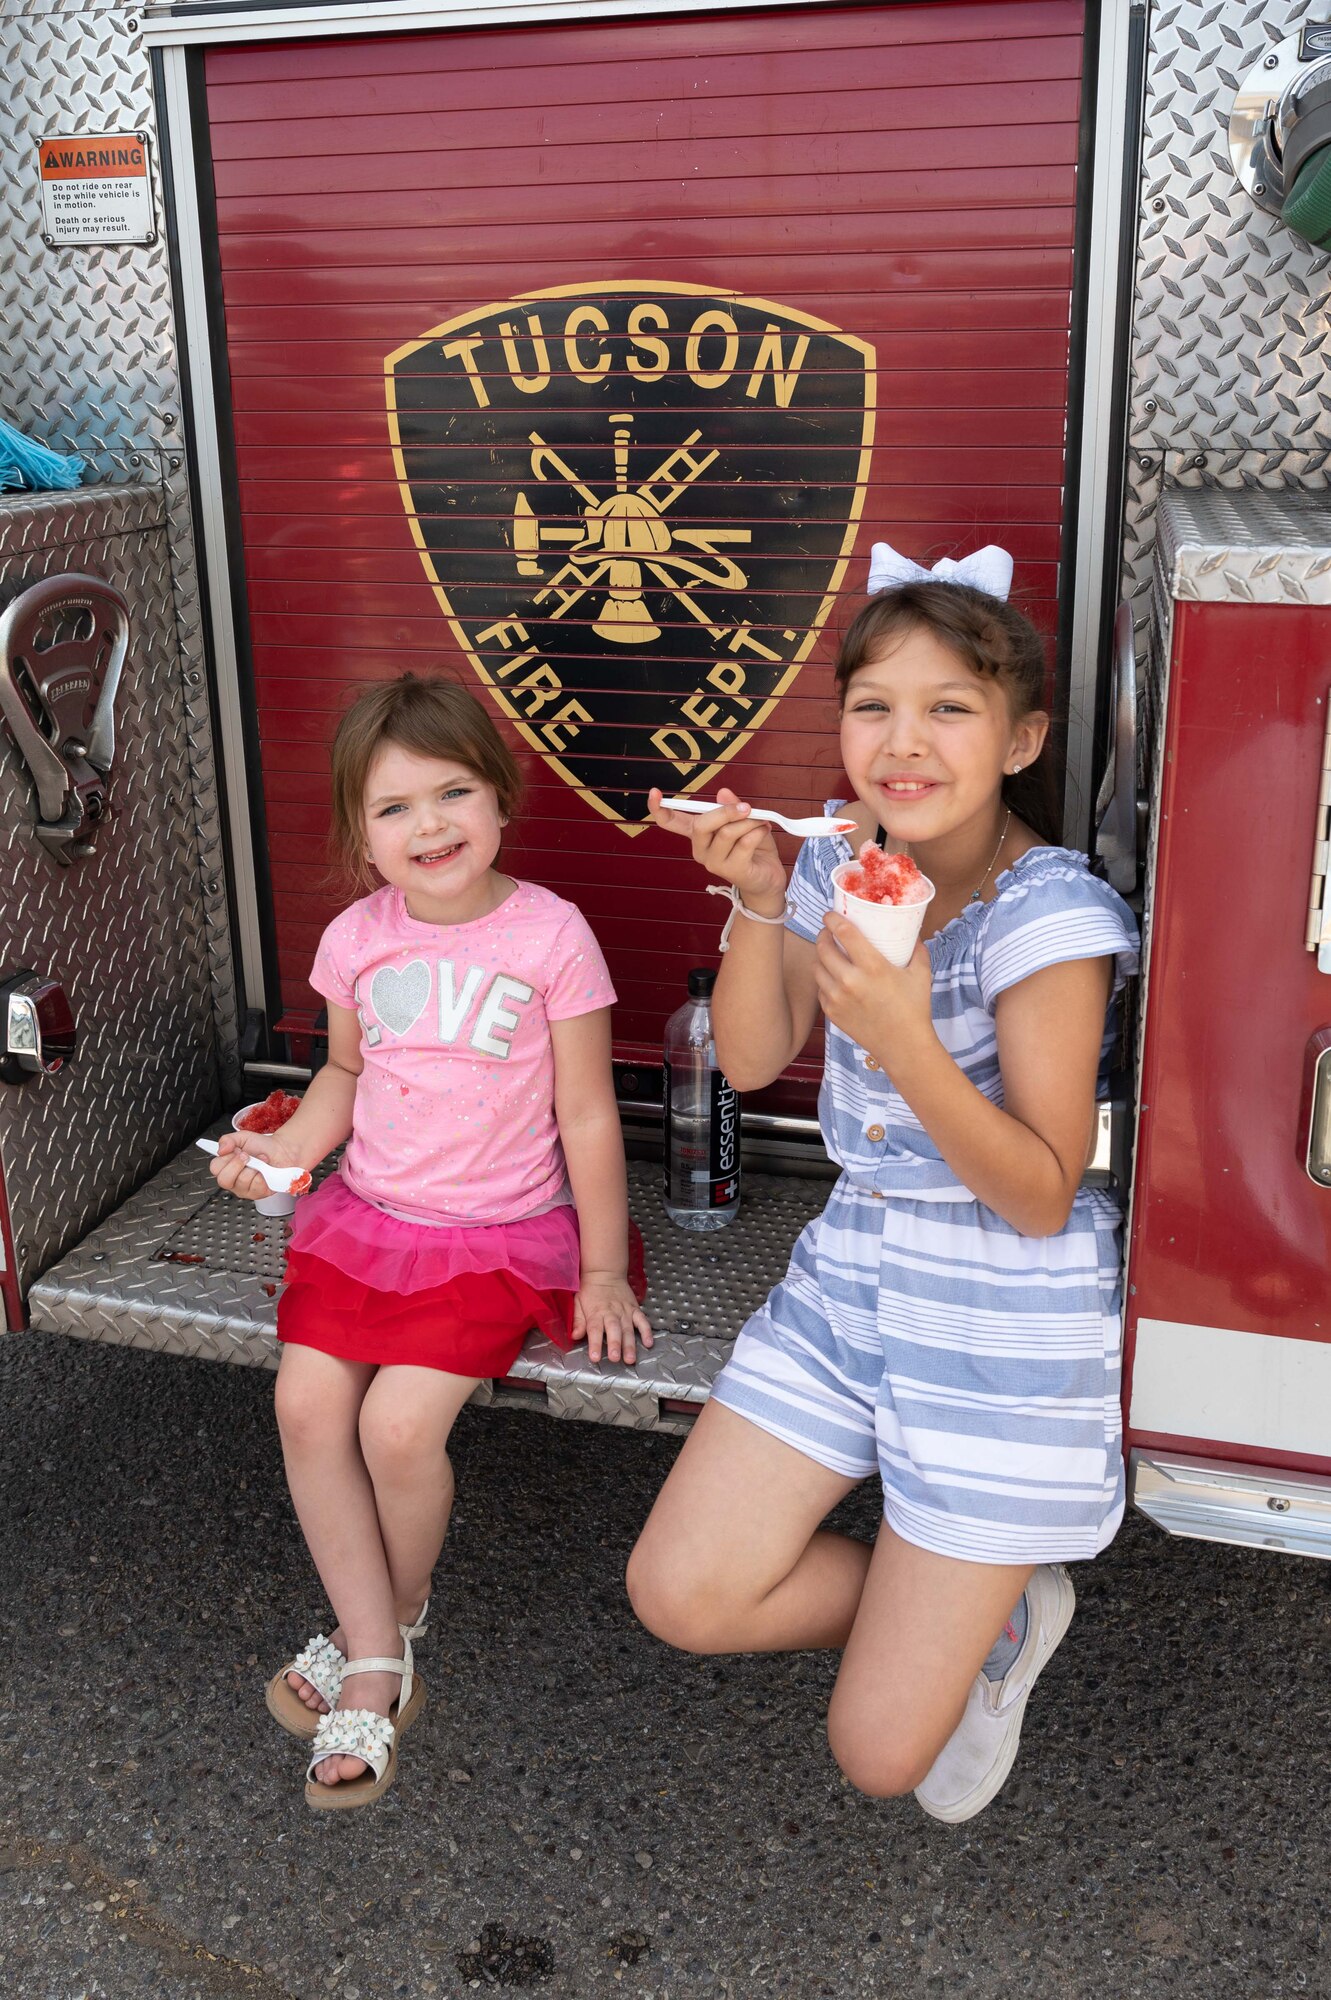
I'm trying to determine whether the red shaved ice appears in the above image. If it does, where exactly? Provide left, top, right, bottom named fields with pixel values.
left=236, top=1089, right=302, bottom=1134
left=840, top=843, right=930, bottom=906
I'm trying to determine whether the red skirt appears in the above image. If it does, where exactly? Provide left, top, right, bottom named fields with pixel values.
left=277, top=1225, right=647, bottom=1378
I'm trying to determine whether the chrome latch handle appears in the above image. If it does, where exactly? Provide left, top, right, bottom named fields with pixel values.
left=0, top=572, right=129, bottom=864
left=1302, top=1029, right=1331, bottom=1186
left=0, top=969, right=77, bottom=1084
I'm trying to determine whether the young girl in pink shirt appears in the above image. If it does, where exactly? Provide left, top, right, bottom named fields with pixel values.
left=211, top=674, right=649, bottom=1811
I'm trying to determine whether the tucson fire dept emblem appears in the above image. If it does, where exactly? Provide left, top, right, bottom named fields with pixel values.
left=386, top=282, right=875, bottom=830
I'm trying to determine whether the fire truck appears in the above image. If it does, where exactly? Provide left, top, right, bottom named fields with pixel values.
left=2, top=0, right=1329, bottom=1559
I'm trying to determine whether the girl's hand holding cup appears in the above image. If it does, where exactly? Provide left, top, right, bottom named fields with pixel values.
left=211, top=1128, right=304, bottom=1206
left=648, top=786, right=788, bottom=914
left=816, top=911, right=936, bottom=1064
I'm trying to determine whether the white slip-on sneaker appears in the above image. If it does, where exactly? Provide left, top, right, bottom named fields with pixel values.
left=914, top=1563, right=1076, bottom=1824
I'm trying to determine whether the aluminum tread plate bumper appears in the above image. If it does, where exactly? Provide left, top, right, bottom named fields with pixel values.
left=1130, top=1451, right=1331, bottom=1563
left=26, top=1137, right=827, bottom=1433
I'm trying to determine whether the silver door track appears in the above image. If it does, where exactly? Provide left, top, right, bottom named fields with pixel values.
left=27, top=1134, right=830, bottom=1434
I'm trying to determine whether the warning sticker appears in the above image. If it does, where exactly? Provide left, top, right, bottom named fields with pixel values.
left=38, top=133, right=154, bottom=245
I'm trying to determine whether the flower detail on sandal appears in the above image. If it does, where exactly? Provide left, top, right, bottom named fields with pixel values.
left=290, top=1632, right=345, bottom=1704
left=307, top=1708, right=395, bottom=1783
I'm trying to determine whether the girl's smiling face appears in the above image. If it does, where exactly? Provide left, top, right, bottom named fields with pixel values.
left=839, top=624, right=1047, bottom=849
left=362, top=742, right=506, bottom=921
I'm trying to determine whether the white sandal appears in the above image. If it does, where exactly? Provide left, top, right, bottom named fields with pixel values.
left=265, top=1599, right=430, bottom=1740
left=304, top=1640, right=423, bottom=1811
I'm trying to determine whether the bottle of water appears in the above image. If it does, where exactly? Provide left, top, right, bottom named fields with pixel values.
left=663, top=968, right=741, bottom=1232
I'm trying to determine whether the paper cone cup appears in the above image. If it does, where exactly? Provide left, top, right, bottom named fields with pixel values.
left=831, top=861, right=935, bottom=967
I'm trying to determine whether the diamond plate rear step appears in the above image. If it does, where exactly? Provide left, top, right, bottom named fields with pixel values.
left=26, top=1132, right=831, bottom=1435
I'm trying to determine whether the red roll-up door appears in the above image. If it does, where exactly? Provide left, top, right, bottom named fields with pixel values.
left=205, top=0, right=1086, bottom=1073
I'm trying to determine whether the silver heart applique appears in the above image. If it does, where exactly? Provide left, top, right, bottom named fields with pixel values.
left=368, top=958, right=431, bottom=1037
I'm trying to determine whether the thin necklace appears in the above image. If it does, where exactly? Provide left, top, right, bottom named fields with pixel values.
left=968, top=808, right=1012, bottom=903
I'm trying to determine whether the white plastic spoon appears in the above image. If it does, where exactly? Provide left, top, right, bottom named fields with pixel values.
left=660, top=798, right=857, bottom=838
left=196, top=1137, right=312, bottom=1197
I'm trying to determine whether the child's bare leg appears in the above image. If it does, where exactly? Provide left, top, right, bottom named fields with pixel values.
left=826, top=1524, right=1034, bottom=1796
left=356, top=1365, right=480, bottom=1617
left=627, top=1403, right=1034, bottom=1800
left=626, top=1400, right=870, bottom=1653
left=273, top=1345, right=401, bottom=1783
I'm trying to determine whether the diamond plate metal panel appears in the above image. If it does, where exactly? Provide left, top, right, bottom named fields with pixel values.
left=30, top=1153, right=826, bottom=1434
left=0, top=486, right=222, bottom=1292
left=1125, top=7, right=1331, bottom=635
left=1155, top=485, right=1331, bottom=602
left=1, top=1, right=238, bottom=1096
left=1133, top=3, right=1331, bottom=455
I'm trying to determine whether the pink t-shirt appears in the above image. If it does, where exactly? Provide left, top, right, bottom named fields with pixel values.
left=310, top=881, right=615, bottom=1225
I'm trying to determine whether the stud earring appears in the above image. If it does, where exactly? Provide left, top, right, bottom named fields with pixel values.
left=1010, top=763, right=1022, bottom=775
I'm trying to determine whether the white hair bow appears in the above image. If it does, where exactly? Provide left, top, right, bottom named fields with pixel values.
left=867, top=540, right=1014, bottom=603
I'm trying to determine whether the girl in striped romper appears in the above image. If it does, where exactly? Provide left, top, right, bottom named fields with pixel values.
left=629, top=545, right=1139, bottom=1823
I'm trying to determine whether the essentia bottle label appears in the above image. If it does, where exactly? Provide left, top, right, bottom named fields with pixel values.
left=664, top=1067, right=740, bottom=1207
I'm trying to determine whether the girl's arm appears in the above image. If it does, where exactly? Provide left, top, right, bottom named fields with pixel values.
left=648, top=788, right=821, bottom=1091
left=816, top=915, right=1110, bottom=1236
left=210, top=1002, right=362, bottom=1205
left=551, top=1006, right=653, bottom=1365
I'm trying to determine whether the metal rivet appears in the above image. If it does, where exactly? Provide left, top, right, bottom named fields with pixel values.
left=1267, top=1495, right=1292, bottom=1513
left=1253, top=182, right=1267, bottom=197
left=1138, top=456, right=1153, bottom=471
left=1265, top=53, right=1279, bottom=70
left=168, top=456, right=181, bottom=471
left=1192, top=455, right=1206, bottom=469
left=1152, top=198, right=1166, bottom=212
left=1143, top=400, right=1157, bottom=413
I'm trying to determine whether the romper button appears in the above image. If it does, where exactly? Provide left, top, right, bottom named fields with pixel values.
left=864, top=1056, right=881, bottom=1070
left=865, top=1123, right=886, bottom=1143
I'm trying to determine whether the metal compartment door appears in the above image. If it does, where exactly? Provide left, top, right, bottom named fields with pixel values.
left=199, top=0, right=1088, bottom=1076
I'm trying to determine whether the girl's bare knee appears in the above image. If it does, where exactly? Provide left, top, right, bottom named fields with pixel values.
left=826, top=1702, right=934, bottom=1799
left=625, top=1544, right=729, bottom=1655
left=274, top=1372, right=333, bottom=1453
left=358, top=1400, right=439, bottom=1483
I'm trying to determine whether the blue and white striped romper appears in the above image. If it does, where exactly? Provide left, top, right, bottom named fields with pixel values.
left=710, top=813, right=1141, bottom=1566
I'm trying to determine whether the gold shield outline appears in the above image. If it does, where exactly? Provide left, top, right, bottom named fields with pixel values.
left=385, top=279, right=877, bottom=834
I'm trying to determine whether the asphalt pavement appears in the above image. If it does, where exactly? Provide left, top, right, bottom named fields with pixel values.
left=0, top=1329, right=1328, bottom=2000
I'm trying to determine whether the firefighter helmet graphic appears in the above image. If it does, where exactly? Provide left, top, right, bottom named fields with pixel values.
left=386, top=282, right=875, bottom=831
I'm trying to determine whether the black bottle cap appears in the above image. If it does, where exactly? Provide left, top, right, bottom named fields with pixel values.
left=687, top=967, right=717, bottom=999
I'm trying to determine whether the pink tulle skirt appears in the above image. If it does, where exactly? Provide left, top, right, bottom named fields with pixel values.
left=286, top=1170, right=584, bottom=1296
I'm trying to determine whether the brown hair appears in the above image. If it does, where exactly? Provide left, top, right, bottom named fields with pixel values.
left=834, top=581, right=1061, bottom=844
left=329, top=673, right=523, bottom=892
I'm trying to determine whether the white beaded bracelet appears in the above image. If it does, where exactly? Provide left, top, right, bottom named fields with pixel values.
left=706, top=881, right=795, bottom=953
